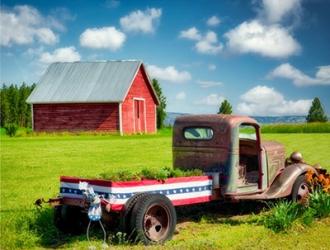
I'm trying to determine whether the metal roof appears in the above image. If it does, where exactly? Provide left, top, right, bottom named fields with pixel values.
left=27, top=60, right=156, bottom=104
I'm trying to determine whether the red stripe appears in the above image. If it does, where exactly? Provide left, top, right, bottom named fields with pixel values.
left=172, top=196, right=213, bottom=206
left=109, top=195, right=213, bottom=212
left=111, top=204, right=124, bottom=211
left=60, top=175, right=212, bottom=187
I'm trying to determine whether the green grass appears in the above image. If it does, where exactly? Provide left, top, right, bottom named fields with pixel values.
left=1, top=132, right=330, bottom=249
left=261, top=122, right=330, bottom=133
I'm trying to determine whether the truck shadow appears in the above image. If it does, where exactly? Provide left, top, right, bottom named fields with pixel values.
left=32, top=200, right=271, bottom=248
left=176, top=200, right=269, bottom=226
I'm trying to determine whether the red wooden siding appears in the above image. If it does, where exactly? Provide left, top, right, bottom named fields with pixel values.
left=122, top=67, right=157, bottom=134
left=33, top=103, right=119, bottom=132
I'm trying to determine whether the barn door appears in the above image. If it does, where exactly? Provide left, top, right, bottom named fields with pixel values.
left=134, top=99, right=145, bottom=133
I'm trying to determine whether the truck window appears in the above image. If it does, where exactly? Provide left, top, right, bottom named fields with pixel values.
left=239, top=125, right=256, bottom=140
left=184, top=127, right=213, bottom=140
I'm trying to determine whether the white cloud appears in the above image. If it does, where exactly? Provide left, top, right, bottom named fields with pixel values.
left=0, top=5, right=58, bottom=46
left=195, top=31, right=223, bottom=55
left=208, top=64, right=216, bottom=71
left=269, top=63, right=330, bottom=86
left=120, top=8, right=162, bottom=33
left=207, top=16, right=221, bottom=26
left=260, top=0, right=302, bottom=23
left=237, top=85, right=312, bottom=116
left=197, top=80, right=223, bottom=88
left=39, top=46, right=81, bottom=64
left=176, top=91, right=186, bottom=100
left=179, top=27, right=201, bottom=40
left=147, top=65, right=191, bottom=83
left=225, top=20, right=300, bottom=58
left=180, top=28, right=223, bottom=55
left=195, top=94, right=225, bottom=106
left=80, top=26, right=126, bottom=50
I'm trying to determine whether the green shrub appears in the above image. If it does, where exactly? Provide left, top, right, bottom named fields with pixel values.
left=308, top=189, right=330, bottom=218
left=4, top=123, right=18, bottom=137
left=96, top=167, right=203, bottom=182
left=262, top=189, right=330, bottom=232
left=262, top=201, right=303, bottom=232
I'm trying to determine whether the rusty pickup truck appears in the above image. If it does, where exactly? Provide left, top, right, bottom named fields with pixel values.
left=49, top=115, right=319, bottom=244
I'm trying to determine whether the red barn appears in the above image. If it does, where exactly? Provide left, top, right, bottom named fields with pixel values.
left=27, top=61, right=159, bottom=134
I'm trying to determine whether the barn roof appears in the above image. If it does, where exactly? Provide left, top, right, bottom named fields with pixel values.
left=27, top=60, right=159, bottom=104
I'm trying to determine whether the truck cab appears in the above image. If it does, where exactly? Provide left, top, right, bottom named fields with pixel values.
left=173, top=114, right=313, bottom=200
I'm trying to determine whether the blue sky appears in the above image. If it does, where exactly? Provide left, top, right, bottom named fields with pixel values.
left=1, top=0, right=329, bottom=115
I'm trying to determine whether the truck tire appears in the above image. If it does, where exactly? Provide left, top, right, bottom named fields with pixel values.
left=291, top=175, right=310, bottom=204
left=54, top=205, right=87, bottom=234
left=119, top=192, right=149, bottom=234
left=129, top=193, right=176, bottom=245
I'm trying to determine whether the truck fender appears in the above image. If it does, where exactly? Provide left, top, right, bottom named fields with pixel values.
left=265, top=163, right=317, bottom=199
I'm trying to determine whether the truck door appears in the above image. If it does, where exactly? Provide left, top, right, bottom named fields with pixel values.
left=238, top=124, right=262, bottom=191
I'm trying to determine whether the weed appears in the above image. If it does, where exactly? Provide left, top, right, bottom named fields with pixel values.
left=4, top=123, right=18, bottom=137
left=262, top=201, right=303, bottom=233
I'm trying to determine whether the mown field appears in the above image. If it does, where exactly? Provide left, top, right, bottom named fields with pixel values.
left=1, top=131, right=330, bottom=249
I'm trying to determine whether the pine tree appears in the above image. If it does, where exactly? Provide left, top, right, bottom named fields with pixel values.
left=0, top=84, right=10, bottom=127
left=306, top=97, right=328, bottom=122
left=152, top=79, right=167, bottom=129
left=218, top=99, right=233, bottom=114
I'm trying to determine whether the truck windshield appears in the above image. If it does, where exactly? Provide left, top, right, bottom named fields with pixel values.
left=184, top=127, right=213, bottom=140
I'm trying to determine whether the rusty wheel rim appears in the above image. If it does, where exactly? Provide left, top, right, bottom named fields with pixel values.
left=143, top=204, right=170, bottom=242
left=297, top=182, right=310, bottom=203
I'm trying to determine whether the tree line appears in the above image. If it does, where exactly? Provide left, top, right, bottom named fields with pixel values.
left=217, top=98, right=327, bottom=123
left=0, top=83, right=35, bottom=128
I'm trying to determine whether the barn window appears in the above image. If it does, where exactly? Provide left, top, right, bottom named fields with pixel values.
left=184, top=127, right=213, bottom=140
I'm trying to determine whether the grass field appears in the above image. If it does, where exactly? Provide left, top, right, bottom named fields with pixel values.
left=1, top=132, right=330, bottom=249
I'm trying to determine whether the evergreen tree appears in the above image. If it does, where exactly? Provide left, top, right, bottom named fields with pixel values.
left=152, top=79, right=167, bottom=129
left=217, top=99, right=233, bottom=114
left=0, top=84, right=10, bottom=127
left=306, top=97, right=328, bottom=122
left=0, top=83, right=35, bottom=128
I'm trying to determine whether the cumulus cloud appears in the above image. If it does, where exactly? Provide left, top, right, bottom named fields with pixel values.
left=259, top=0, right=302, bottom=23
left=0, top=5, right=58, bottom=46
left=80, top=26, right=126, bottom=50
left=176, top=91, right=186, bottom=100
left=197, top=80, right=223, bottom=88
left=225, top=20, right=300, bottom=58
left=207, top=16, right=221, bottom=26
left=195, top=31, right=223, bottom=55
left=120, top=8, right=162, bottom=33
left=224, top=0, right=302, bottom=58
left=147, top=65, right=191, bottom=83
left=237, top=85, right=312, bottom=116
left=39, top=46, right=81, bottom=63
left=179, top=27, right=201, bottom=40
left=269, top=63, right=330, bottom=86
left=195, top=94, right=225, bottom=106
left=180, top=27, right=223, bottom=55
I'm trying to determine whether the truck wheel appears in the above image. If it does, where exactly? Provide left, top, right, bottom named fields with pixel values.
left=129, top=194, right=176, bottom=245
left=291, top=175, right=310, bottom=204
left=119, top=193, right=149, bottom=234
left=54, top=205, right=87, bottom=234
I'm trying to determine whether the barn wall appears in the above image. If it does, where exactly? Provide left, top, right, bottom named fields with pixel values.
left=33, top=103, right=119, bottom=132
left=122, top=67, right=157, bottom=134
